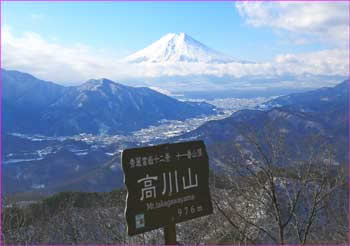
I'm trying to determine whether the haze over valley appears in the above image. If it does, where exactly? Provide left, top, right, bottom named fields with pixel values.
left=3, top=68, right=279, bottom=193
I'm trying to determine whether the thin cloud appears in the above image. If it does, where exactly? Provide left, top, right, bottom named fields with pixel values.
left=2, top=27, right=120, bottom=83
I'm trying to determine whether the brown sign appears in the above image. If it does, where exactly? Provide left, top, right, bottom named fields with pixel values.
left=122, top=140, right=213, bottom=236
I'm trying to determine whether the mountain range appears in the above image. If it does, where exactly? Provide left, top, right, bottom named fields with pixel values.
left=174, top=80, right=348, bottom=168
left=2, top=69, right=216, bottom=136
left=2, top=71, right=348, bottom=194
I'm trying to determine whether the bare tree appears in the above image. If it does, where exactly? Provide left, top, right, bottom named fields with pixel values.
left=2, top=191, right=130, bottom=244
left=211, top=124, right=347, bottom=244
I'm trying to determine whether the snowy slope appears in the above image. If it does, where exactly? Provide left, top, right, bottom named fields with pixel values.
left=3, top=69, right=217, bottom=136
left=123, top=33, right=246, bottom=64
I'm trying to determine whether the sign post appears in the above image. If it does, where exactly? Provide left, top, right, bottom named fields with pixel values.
left=164, top=222, right=176, bottom=245
left=122, top=140, right=213, bottom=243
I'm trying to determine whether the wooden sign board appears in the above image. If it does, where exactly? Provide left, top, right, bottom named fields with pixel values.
left=122, top=140, right=213, bottom=236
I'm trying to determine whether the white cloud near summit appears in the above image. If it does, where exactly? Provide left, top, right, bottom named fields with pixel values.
left=235, top=1, right=349, bottom=47
left=1, top=22, right=348, bottom=91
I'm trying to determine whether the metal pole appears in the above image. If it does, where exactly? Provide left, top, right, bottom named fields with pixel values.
left=164, top=222, right=177, bottom=245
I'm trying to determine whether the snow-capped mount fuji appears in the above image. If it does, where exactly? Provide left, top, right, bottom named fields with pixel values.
left=123, top=32, right=246, bottom=64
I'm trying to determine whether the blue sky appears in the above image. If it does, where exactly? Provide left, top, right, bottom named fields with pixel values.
left=1, top=1, right=348, bottom=90
left=2, top=1, right=331, bottom=62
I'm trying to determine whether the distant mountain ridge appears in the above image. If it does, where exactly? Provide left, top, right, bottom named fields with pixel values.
left=123, top=32, right=249, bottom=64
left=2, top=69, right=216, bottom=136
left=174, top=80, right=348, bottom=166
left=258, top=80, right=348, bottom=112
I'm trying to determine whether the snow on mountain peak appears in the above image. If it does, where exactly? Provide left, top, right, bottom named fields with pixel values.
left=123, top=32, right=244, bottom=64
left=79, top=78, right=124, bottom=93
